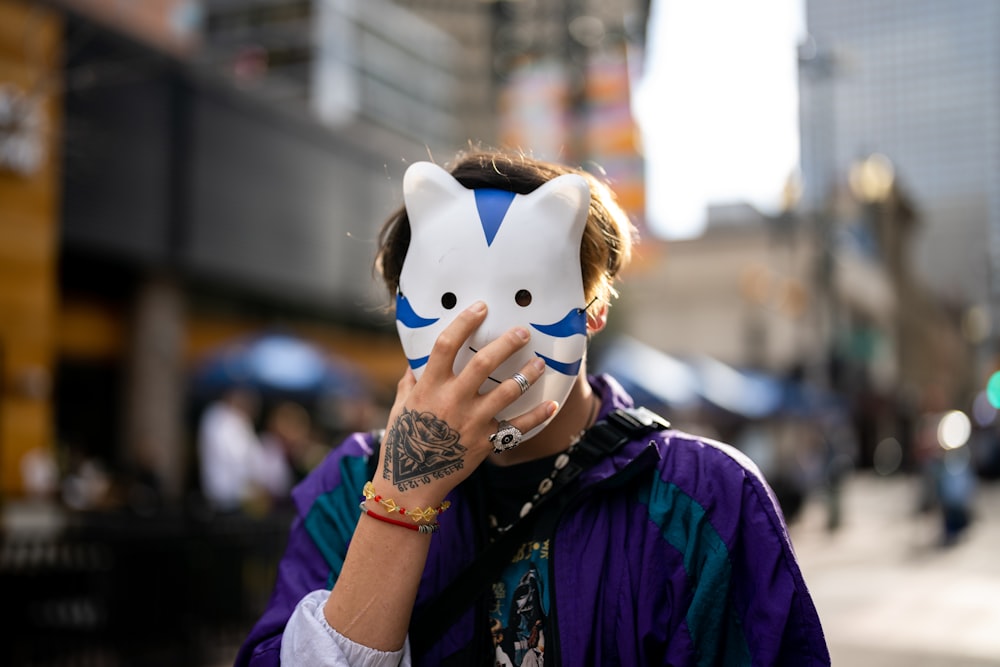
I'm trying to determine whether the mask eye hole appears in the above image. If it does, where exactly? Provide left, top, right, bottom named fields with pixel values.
left=441, top=292, right=457, bottom=309
left=515, top=289, right=532, bottom=307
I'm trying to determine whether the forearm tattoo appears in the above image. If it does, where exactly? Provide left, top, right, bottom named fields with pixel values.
left=383, top=408, right=467, bottom=492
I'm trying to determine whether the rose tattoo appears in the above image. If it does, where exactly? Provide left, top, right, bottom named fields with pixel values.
left=383, top=408, right=467, bottom=491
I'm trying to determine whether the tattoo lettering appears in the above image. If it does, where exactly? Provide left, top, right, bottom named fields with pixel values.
left=383, top=408, right=467, bottom=492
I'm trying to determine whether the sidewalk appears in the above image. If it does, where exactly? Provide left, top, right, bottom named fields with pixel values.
left=789, top=472, right=1000, bottom=666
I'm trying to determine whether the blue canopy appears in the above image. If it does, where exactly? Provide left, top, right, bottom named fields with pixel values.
left=595, top=336, right=813, bottom=420
left=191, top=332, right=368, bottom=400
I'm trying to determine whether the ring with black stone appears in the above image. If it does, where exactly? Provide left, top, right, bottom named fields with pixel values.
left=489, top=420, right=523, bottom=454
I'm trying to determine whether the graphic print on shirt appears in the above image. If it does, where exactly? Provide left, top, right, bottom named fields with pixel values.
left=490, top=539, right=551, bottom=667
left=396, top=161, right=590, bottom=438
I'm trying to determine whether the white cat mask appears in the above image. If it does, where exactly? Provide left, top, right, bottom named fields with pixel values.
left=396, top=161, right=591, bottom=439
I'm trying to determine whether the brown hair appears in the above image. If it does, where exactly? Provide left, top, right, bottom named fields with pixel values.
left=374, top=149, right=637, bottom=309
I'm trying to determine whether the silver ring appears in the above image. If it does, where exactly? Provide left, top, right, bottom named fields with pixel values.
left=489, top=420, right=523, bottom=454
left=511, top=372, right=530, bottom=395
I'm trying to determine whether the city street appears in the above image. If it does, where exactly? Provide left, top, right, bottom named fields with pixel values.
left=789, top=472, right=1000, bottom=666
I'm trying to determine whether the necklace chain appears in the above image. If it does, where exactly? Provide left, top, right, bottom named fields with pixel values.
left=488, top=393, right=600, bottom=536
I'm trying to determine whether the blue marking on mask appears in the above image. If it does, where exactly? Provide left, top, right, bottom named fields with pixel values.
left=474, top=189, right=516, bottom=247
left=396, top=293, right=438, bottom=328
left=407, top=354, right=430, bottom=370
left=531, top=307, right=587, bottom=338
left=535, top=352, right=582, bottom=376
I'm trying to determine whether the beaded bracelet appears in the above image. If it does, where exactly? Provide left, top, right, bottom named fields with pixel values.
left=361, top=481, right=451, bottom=524
left=359, top=502, right=439, bottom=534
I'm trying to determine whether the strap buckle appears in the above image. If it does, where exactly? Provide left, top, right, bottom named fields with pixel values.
left=572, top=407, right=671, bottom=466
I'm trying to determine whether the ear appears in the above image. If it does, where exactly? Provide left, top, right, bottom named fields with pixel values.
left=586, top=301, right=608, bottom=334
left=402, top=161, right=469, bottom=225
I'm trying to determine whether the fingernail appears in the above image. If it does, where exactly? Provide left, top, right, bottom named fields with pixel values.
left=469, top=301, right=486, bottom=314
left=546, top=401, right=558, bottom=416
left=531, top=358, right=546, bottom=371
left=514, top=327, right=530, bottom=341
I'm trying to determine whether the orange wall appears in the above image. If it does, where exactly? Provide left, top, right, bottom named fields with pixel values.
left=0, top=0, right=63, bottom=495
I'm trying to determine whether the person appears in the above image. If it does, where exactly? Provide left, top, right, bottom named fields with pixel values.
left=236, top=150, right=830, bottom=665
left=198, top=386, right=291, bottom=511
left=913, top=410, right=976, bottom=546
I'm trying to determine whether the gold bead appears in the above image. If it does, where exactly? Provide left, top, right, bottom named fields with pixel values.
left=410, top=506, right=437, bottom=523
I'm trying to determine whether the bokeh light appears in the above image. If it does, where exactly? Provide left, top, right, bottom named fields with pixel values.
left=848, top=153, right=895, bottom=203
left=972, top=390, right=997, bottom=427
left=988, top=371, right=1000, bottom=409
left=961, top=305, right=991, bottom=344
left=937, top=410, right=971, bottom=450
left=873, top=437, right=903, bottom=476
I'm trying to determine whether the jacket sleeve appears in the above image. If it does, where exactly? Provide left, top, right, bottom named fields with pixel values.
left=279, top=589, right=411, bottom=667
left=730, top=464, right=830, bottom=666
left=650, top=433, right=830, bottom=666
left=716, top=440, right=830, bottom=667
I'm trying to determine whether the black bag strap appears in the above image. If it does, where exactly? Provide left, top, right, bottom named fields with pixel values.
left=409, top=405, right=670, bottom=646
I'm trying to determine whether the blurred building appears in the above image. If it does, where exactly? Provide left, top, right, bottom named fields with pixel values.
left=198, top=0, right=471, bottom=153
left=491, top=0, right=649, bottom=226
left=197, top=0, right=649, bottom=218
left=619, top=165, right=966, bottom=468
left=621, top=207, right=815, bottom=373
left=798, top=0, right=1000, bottom=381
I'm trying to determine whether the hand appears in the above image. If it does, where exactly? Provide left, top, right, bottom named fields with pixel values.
left=376, top=301, right=555, bottom=508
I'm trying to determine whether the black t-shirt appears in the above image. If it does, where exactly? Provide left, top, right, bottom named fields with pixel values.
left=481, top=455, right=561, bottom=667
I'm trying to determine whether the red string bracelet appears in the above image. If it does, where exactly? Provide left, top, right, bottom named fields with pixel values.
left=360, top=503, right=439, bottom=534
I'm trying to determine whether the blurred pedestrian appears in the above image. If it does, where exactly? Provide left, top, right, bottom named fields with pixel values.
left=237, top=149, right=830, bottom=665
left=935, top=447, right=976, bottom=545
left=818, top=405, right=858, bottom=532
left=913, top=410, right=977, bottom=546
left=197, top=386, right=273, bottom=511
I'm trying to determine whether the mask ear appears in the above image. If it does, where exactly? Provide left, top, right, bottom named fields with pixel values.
left=518, top=173, right=591, bottom=246
left=403, top=161, right=469, bottom=226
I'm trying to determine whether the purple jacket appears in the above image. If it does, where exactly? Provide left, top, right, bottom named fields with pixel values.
left=237, top=374, right=829, bottom=666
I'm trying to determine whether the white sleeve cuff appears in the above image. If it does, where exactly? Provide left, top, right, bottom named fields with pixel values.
left=280, top=589, right=411, bottom=667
